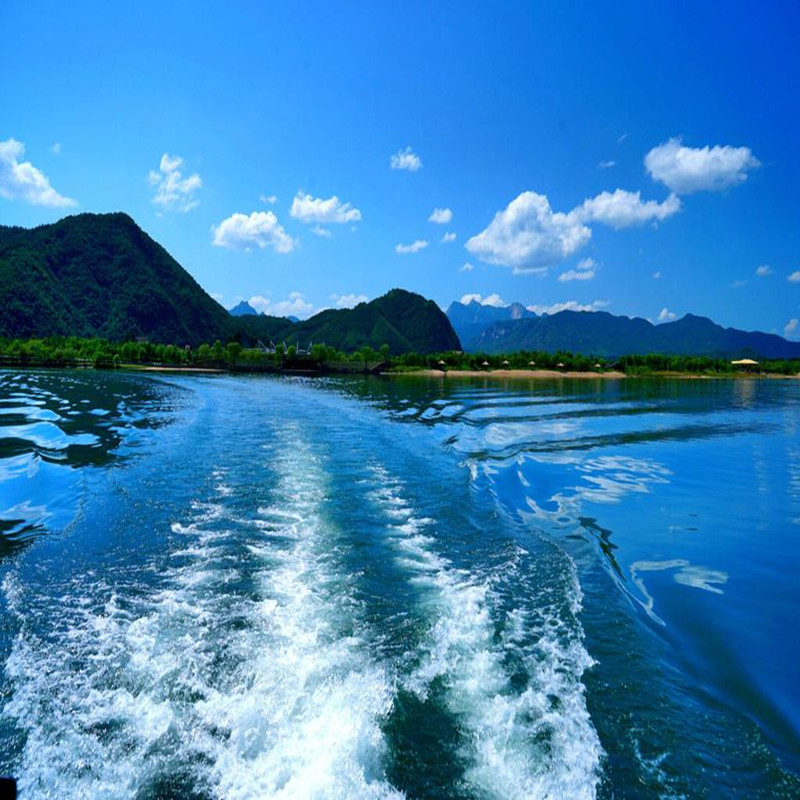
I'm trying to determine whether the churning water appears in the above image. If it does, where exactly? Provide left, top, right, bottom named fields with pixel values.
left=0, top=370, right=798, bottom=798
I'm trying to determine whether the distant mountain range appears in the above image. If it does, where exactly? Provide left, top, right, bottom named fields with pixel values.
left=446, top=300, right=800, bottom=359
left=0, top=212, right=458, bottom=353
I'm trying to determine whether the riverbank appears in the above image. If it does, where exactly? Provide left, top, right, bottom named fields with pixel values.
left=389, top=368, right=627, bottom=379
left=387, top=368, right=800, bottom=380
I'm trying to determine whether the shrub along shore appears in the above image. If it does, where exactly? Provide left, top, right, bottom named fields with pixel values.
left=0, top=336, right=798, bottom=377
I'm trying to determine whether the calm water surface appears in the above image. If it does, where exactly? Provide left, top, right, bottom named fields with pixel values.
left=0, top=370, right=798, bottom=798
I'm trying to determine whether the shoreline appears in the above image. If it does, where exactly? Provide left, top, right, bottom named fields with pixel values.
left=385, top=368, right=800, bottom=380
left=387, top=368, right=626, bottom=380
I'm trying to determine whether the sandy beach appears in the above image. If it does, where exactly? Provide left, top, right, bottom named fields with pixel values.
left=388, top=369, right=627, bottom=379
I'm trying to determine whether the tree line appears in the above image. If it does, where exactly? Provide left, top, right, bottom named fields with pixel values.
left=0, top=337, right=798, bottom=376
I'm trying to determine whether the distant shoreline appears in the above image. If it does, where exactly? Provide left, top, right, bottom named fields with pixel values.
left=386, top=368, right=800, bottom=380
left=388, top=368, right=626, bottom=380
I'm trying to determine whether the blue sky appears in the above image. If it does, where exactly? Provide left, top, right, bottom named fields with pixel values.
left=2, top=1, right=799, bottom=337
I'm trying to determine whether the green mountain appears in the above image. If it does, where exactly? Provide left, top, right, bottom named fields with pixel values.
left=0, top=213, right=459, bottom=354
left=241, top=290, right=460, bottom=354
left=453, top=304, right=800, bottom=359
left=0, top=212, right=232, bottom=345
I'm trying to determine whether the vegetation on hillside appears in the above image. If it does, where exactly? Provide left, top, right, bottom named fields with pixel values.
left=0, top=213, right=459, bottom=354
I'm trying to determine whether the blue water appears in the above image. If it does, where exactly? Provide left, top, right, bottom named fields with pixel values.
left=0, top=370, right=798, bottom=798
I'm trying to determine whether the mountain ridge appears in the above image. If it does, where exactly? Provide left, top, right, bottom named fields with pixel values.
left=0, top=213, right=459, bottom=354
left=447, top=300, right=800, bottom=359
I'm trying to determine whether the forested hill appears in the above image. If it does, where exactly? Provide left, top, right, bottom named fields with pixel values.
left=0, top=213, right=459, bottom=353
left=0, top=212, right=232, bottom=346
left=240, top=289, right=461, bottom=354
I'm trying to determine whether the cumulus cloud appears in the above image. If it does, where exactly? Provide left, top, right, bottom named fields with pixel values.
left=459, top=262, right=474, bottom=272
left=311, top=225, right=331, bottom=237
left=212, top=211, right=297, bottom=253
left=526, top=300, right=610, bottom=315
left=785, top=318, right=799, bottom=339
left=429, top=207, right=452, bottom=224
left=440, top=231, right=456, bottom=243
left=559, top=256, right=598, bottom=282
left=148, top=153, right=201, bottom=212
left=465, top=191, right=591, bottom=269
left=755, top=265, right=772, bottom=277
left=466, top=188, right=679, bottom=270
left=390, top=146, right=422, bottom=172
left=330, top=293, right=368, bottom=308
left=598, top=160, right=616, bottom=169
left=290, top=191, right=361, bottom=225
left=260, top=194, right=277, bottom=205
left=653, top=271, right=662, bottom=279
left=460, top=293, right=507, bottom=307
left=787, top=271, right=800, bottom=283
left=645, top=138, right=760, bottom=194
left=0, top=138, right=77, bottom=207
left=658, top=307, right=677, bottom=322
left=395, top=239, right=429, bottom=254
left=576, top=189, right=681, bottom=229
left=50, top=142, right=61, bottom=156
left=249, top=291, right=315, bottom=319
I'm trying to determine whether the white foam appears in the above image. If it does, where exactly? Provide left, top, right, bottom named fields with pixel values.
left=3, top=429, right=403, bottom=799
left=367, top=463, right=603, bottom=799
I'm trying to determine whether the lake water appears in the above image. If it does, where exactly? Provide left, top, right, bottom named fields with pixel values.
left=0, top=370, right=798, bottom=798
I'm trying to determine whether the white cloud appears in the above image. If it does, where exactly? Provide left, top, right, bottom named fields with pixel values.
left=289, top=191, right=361, bottom=225
left=559, top=257, right=598, bottom=282
left=526, top=300, right=610, bottom=315
left=755, top=264, right=772, bottom=277
left=440, top=231, right=456, bottom=243
left=787, top=271, right=800, bottom=283
left=785, top=318, right=799, bottom=339
left=466, top=188, right=679, bottom=270
left=0, top=138, right=77, bottom=207
left=729, top=280, right=748, bottom=288
left=598, top=160, right=616, bottom=169
left=390, top=146, right=422, bottom=171
left=50, top=142, right=61, bottom=156
left=311, top=225, right=331, bottom=238
left=210, top=292, right=224, bottom=302
left=576, top=189, right=681, bottom=229
left=459, top=262, right=474, bottom=272
left=429, top=207, right=453, bottom=224
left=148, top=152, right=201, bottom=212
left=618, top=133, right=628, bottom=145
left=395, top=239, right=429, bottom=254
left=330, top=293, right=368, bottom=308
left=260, top=194, right=277, bottom=205
left=645, top=138, right=760, bottom=194
left=249, top=291, right=315, bottom=319
left=465, top=191, right=591, bottom=269
left=658, top=307, right=677, bottom=322
left=652, top=271, right=662, bottom=279
left=212, top=211, right=297, bottom=253
left=460, top=293, right=507, bottom=307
